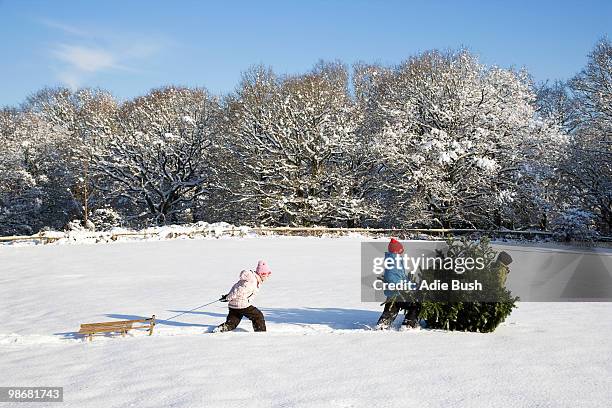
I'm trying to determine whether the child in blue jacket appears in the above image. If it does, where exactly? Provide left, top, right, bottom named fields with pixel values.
left=375, top=238, right=421, bottom=330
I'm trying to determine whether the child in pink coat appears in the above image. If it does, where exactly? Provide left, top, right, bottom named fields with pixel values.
left=214, top=260, right=272, bottom=332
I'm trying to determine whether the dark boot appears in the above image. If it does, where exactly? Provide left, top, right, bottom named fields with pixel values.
left=401, top=303, right=421, bottom=329
left=213, top=323, right=229, bottom=333
left=214, top=308, right=243, bottom=332
left=376, top=300, right=401, bottom=330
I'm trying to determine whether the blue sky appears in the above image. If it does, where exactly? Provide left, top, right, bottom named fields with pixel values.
left=0, top=0, right=610, bottom=106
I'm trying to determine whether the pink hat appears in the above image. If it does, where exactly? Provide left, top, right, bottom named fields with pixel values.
left=255, top=260, right=272, bottom=277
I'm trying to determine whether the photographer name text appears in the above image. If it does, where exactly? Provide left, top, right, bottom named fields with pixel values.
left=373, top=279, right=483, bottom=291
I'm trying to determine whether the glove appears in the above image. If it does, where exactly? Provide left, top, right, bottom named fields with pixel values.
left=220, top=294, right=229, bottom=302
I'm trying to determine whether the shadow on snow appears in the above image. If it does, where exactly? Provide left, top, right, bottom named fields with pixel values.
left=54, top=307, right=382, bottom=340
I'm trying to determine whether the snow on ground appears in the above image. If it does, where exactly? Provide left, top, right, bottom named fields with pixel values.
left=0, top=237, right=611, bottom=407
left=2, top=222, right=253, bottom=247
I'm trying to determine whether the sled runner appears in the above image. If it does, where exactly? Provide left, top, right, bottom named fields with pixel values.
left=78, top=315, right=156, bottom=341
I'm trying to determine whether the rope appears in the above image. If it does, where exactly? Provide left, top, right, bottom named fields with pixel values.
left=163, top=299, right=221, bottom=322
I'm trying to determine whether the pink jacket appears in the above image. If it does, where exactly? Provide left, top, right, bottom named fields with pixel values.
left=227, top=270, right=261, bottom=309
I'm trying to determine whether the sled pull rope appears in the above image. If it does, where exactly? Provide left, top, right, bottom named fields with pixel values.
left=163, top=299, right=220, bottom=322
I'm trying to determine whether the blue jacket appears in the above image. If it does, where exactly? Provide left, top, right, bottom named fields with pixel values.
left=382, top=251, right=410, bottom=299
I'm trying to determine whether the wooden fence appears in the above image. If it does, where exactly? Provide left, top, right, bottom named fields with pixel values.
left=2, top=225, right=601, bottom=245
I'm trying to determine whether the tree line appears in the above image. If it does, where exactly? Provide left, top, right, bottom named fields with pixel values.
left=1, top=40, right=610, bottom=239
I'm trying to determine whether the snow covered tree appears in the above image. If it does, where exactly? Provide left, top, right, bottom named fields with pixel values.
left=550, top=208, right=599, bottom=241
left=22, top=87, right=119, bottom=229
left=0, top=108, right=42, bottom=235
left=562, top=39, right=612, bottom=234
left=570, top=39, right=612, bottom=136
left=89, top=207, right=123, bottom=231
left=360, top=50, right=565, bottom=229
left=0, top=44, right=608, bottom=238
left=0, top=105, right=92, bottom=234
left=224, top=63, right=381, bottom=227
left=536, top=80, right=580, bottom=133
left=89, top=87, right=222, bottom=225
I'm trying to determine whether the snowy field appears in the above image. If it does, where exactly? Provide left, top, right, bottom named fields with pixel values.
left=1, top=236, right=611, bottom=407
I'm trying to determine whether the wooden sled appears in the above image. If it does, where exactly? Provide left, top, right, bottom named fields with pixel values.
left=78, top=315, right=156, bottom=341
